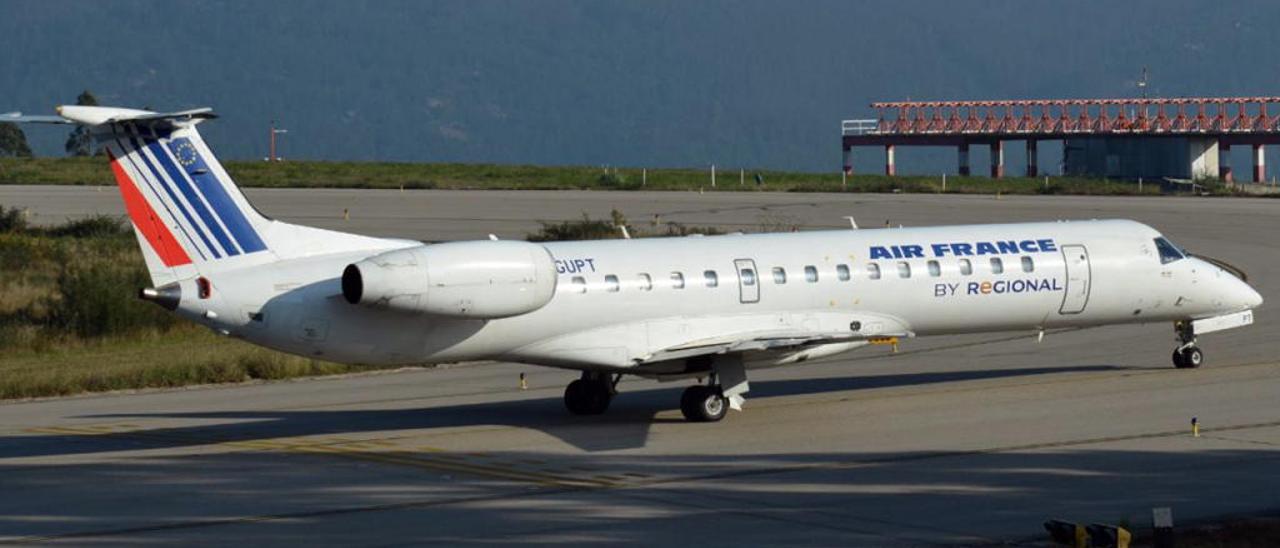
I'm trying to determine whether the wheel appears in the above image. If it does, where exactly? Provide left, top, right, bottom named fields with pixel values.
left=680, top=385, right=728, bottom=423
left=1172, top=349, right=1186, bottom=368
left=564, top=378, right=612, bottom=415
left=1178, top=346, right=1204, bottom=369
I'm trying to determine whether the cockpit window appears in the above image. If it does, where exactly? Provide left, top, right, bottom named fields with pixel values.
left=1154, top=237, right=1185, bottom=264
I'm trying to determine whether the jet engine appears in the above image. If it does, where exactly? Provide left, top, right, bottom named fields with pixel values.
left=342, top=240, right=557, bottom=319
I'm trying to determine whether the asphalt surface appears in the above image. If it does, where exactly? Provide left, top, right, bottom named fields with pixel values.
left=1, top=186, right=1277, bottom=546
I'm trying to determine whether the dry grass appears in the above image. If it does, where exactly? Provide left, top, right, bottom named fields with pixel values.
left=0, top=212, right=397, bottom=400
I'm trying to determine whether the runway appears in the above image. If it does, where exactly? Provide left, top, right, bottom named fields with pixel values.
left=1, top=186, right=1277, bottom=545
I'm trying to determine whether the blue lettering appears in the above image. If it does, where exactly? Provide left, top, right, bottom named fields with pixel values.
left=870, top=246, right=893, bottom=260
left=934, top=284, right=948, bottom=297
left=1018, top=240, right=1038, bottom=253
left=1052, top=278, right=1063, bottom=291
left=976, top=242, right=999, bottom=255
left=997, top=241, right=1019, bottom=254
left=952, top=242, right=974, bottom=256
left=1038, top=239, right=1057, bottom=252
left=967, top=282, right=979, bottom=295
left=931, top=243, right=950, bottom=257
left=585, top=258, right=596, bottom=272
left=555, top=260, right=567, bottom=274
left=902, top=245, right=925, bottom=258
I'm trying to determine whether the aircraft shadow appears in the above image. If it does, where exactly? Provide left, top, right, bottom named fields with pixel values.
left=2, top=364, right=1129, bottom=458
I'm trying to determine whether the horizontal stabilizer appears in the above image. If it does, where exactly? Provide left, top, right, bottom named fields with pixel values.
left=0, top=106, right=215, bottom=126
left=0, top=112, right=72, bottom=124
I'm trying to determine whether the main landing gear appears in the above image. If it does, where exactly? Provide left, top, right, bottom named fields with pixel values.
left=563, top=371, right=616, bottom=415
left=562, top=355, right=750, bottom=423
left=1172, top=320, right=1204, bottom=369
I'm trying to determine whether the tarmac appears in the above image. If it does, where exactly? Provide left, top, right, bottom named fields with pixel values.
left=0, top=186, right=1277, bottom=545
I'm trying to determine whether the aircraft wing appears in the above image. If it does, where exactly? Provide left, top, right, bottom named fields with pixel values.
left=505, top=311, right=913, bottom=371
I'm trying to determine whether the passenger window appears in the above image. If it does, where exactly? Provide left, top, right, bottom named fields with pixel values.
left=867, top=263, right=881, bottom=280
left=704, top=270, right=718, bottom=287
left=959, top=259, right=973, bottom=276
left=836, top=264, right=850, bottom=281
left=990, top=258, right=1004, bottom=274
left=805, top=266, right=818, bottom=282
left=897, top=262, right=911, bottom=278
left=670, top=272, right=685, bottom=289
left=570, top=276, right=587, bottom=293
left=740, top=268, right=756, bottom=286
left=604, top=275, right=620, bottom=292
left=1021, top=256, right=1034, bottom=273
left=638, top=273, right=652, bottom=291
left=773, top=267, right=787, bottom=284
left=927, top=260, right=941, bottom=277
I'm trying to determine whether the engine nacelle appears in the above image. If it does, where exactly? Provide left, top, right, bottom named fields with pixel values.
left=342, top=241, right=557, bottom=319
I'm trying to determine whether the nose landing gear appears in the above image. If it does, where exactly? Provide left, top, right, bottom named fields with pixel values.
left=1172, top=320, right=1203, bottom=369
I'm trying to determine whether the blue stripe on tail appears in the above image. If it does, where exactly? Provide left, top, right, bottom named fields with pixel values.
left=144, top=139, right=241, bottom=256
left=126, top=136, right=223, bottom=259
left=166, top=138, right=267, bottom=253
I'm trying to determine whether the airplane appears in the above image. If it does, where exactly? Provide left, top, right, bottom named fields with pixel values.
left=2, top=106, right=1263, bottom=422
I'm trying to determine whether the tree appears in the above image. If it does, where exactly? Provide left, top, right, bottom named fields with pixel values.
left=64, top=89, right=99, bottom=157
left=0, top=123, right=33, bottom=157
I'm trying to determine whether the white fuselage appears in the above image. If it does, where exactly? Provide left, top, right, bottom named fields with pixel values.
left=181, top=219, right=1260, bottom=372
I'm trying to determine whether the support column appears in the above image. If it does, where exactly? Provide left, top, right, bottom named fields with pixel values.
left=958, top=143, right=970, bottom=176
left=1254, top=144, right=1265, bottom=183
left=1025, top=140, right=1038, bottom=177
left=885, top=144, right=896, bottom=176
left=990, top=141, right=1004, bottom=179
left=1220, top=143, right=1233, bottom=182
left=842, top=146, right=853, bottom=175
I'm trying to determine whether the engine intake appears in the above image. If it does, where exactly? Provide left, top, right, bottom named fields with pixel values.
left=342, top=240, right=557, bottom=319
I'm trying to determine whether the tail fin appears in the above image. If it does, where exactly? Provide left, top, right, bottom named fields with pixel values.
left=4, top=106, right=405, bottom=286
left=100, top=115, right=277, bottom=284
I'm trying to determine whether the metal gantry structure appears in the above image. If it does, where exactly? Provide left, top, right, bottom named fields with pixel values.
left=842, top=96, right=1280, bottom=181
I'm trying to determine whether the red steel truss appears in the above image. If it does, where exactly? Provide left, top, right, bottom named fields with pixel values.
left=864, top=97, right=1280, bottom=136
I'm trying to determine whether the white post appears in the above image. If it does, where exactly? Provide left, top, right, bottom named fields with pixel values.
left=740, top=168, right=744, bottom=186
left=642, top=168, right=647, bottom=187
left=941, top=173, right=946, bottom=192
left=711, top=164, right=716, bottom=187
left=842, top=170, right=847, bottom=190
left=1138, top=177, right=1143, bottom=192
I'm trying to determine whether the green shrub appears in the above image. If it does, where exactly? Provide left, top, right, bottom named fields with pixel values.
left=0, top=204, right=27, bottom=233
left=46, top=259, right=175, bottom=338
left=46, top=214, right=128, bottom=238
left=528, top=213, right=621, bottom=241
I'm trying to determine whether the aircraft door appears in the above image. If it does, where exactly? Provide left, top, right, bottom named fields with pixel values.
left=1059, top=244, right=1091, bottom=314
left=734, top=259, right=760, bottom=304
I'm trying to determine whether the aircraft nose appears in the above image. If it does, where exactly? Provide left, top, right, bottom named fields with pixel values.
left=1243, top=283, right=1264, bottom=309
left=1227, top=276, right=1264, bottom=310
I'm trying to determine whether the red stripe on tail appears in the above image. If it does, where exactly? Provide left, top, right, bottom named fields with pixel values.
left=107, top=150, right=192, bottom=267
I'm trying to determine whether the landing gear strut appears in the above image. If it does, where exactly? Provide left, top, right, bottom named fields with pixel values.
left=564, top=372, right=615, bottom=415
left=1172, top=320, right=1204, bottom=369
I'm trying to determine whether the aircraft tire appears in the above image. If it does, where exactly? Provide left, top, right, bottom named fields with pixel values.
left=564, top=379, right=612, bottom=415
left=1171, top=350, right=1186, bottom=368
left=680, top=386, right=728, bottom=423
left=1178, top=346, right=1204, bottom=369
